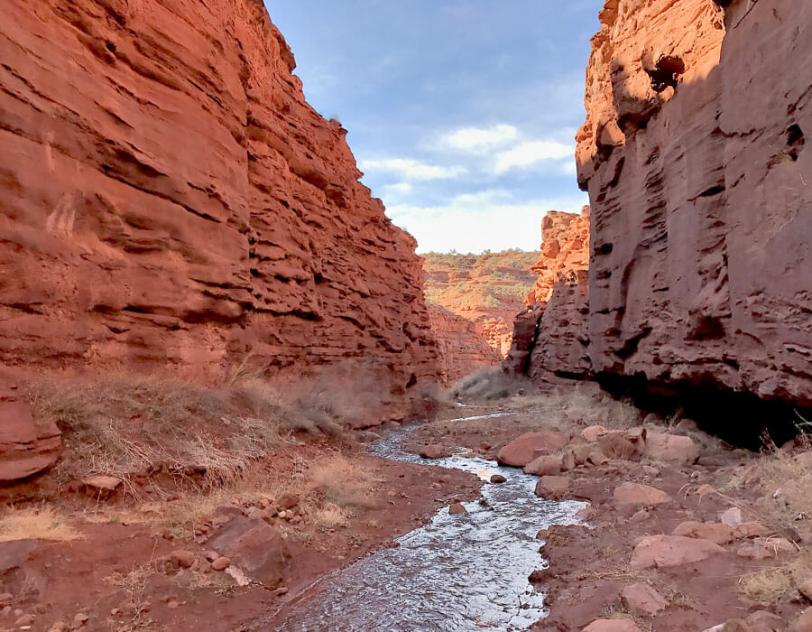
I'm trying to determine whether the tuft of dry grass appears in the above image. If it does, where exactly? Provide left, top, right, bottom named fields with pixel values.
left=450, top=367, right=524, bottom=401
left=727, top=437, right=812, bottom=540
left=0, top=506, right=83, bottom=542
left=308, top=454, right=382, bottom=511
left=312, top=503, right=351, bottom=529
left=738, top=552, right=812, bottom=604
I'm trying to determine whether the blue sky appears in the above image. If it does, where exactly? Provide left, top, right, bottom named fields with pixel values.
left=266, top=1, right=600, bottom=253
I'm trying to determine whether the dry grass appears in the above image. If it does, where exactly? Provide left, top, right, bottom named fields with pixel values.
left=27, top=373, right=364, bottom=492
left=312, top=503, right=351, bottom=529
left=738, top=552, right=812, bottom=604
left=0, top=506, right=83, bottom=542
left=727, top=436, right=812, bottom=539
left=308, top=454, right=382, bottom=511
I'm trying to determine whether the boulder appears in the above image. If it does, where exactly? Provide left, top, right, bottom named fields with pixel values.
left=581, top=425, right=609, bottom=443
left=734, top=522, right=771, bottom=540
left=736, top=538, right=795, bottom=560
left=672, top=521, right=736, bottom=545
left=80, top=475, right=123, bottom=499
left=208, top=517, right=287, bottom=587
left=419, top=444, right=451, bottom=460
left=448, top=502, right=467, bottom=515
left=631, top=535, right=725, bottom=569
left=490, top=474, right=507, bottom=484
left=613, top=482, right=670, bottom=507
left=534, top=476, right=571, bottom=500
left=497, top=431, right=568, bottom=467
left=582, top=619, right=641, bottom=632
left=524, top=455, right=563, bottom=476
left=643, top=433, right=700, bottom=465
left=620, top=583, right=667, bottom=616
left=598, top=432, right=643, bottom=461
left=0, top=397, right=61, bottom=483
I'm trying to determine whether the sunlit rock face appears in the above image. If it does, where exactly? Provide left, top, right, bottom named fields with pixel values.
left=504, top=209, right=591, bottom=382
left=0, top=1, right=439, bottom=416
left=577, top=0, right=812, bottom=406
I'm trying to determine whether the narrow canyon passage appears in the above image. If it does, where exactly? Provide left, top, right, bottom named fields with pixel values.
left=265, top=422, right=585, bottom=631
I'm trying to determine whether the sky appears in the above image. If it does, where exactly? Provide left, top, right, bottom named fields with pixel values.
left=266, top=1, right=601, bottom=253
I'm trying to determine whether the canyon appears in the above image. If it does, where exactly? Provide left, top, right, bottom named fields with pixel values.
left=0, top=0, right=810, bottom=631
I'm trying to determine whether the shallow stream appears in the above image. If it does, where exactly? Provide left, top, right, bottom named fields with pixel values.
left=270, top=419, right=586, bottom=631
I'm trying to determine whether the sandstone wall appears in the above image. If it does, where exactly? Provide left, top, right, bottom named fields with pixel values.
left=504, top=209, right=591, bottom=381
left=576, top=0, right=811, bottom=406
left=0, top=0, right=438, bottom=416
left=428, top=305, right=501, bottom=385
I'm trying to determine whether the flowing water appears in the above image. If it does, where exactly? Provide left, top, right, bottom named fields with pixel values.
left=268, top=420, right=586, bottom=631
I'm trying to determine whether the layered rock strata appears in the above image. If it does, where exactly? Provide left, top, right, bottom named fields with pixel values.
left=576, top=0, right=811, bottom=406
left=0, top=1, right=438, bottom=418
left=423, top=251, right=538, bottom=356
left=428, top=305, right=501, bottom=385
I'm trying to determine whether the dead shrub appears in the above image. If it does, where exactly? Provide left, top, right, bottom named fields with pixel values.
left=450, top=367, right=525, bottom=401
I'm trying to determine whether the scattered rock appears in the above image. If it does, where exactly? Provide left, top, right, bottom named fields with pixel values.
left=613, top=482, right=670, bottom=507
left=278, top=494, right=299, bottom=510
left=80, top=475, right=123, bottom=499
left=448, top=502, right=467, bottom=515
left=170, top=550, right=196, bottom=569
left=0, top=593, right=12, bottom=607
left=524, top=455, right=563, bottom=476
left=674, top=419, right=700, bottom=433
left=620, top=582, right=667, bottom=616
left=672, top=521, right=736, bottom=545
left=561, top=449, right=577, bottom=472
left=630, top=509, right=649, bottom=523
left=734, top=522, right=770, bottom=539
left=631, top=535, right=726, bottom=569
left=208, top=517, right=287, bottom=585
left=528, top=569, right=547, bottom=583
left=571, top=444, right=593, bottom=465
left=643, top=433, right=700, bottom=465
left=534, top=476, right=571, bottom=499
left=720, top=507, right=743, bottom=528
left=419, top=444, right=451, bottom=460
left=47, top=622, right=67, bottom=632
left=489, top=474, right=507, bottom=484
left=581, top=425, right=608, bottom=442
left=736, top=538, right=795, bottom=560
left=15, top=613, right=35, bottom=626
left=72, top=612, right=89, bottom=628
left=211, top=556, right=231, bottom=571
left=582, top=618, right=641, bottom=632
left=587, top=451, right=608, bottom=466
left=598, top=431, right=643, bottom=461
left=742, top=610, right=786, bottom=631
left=497, top=431, right=568, bottom=467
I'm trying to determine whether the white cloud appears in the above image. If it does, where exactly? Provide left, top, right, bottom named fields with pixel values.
left=382, top=182, right=414, bottom=196
left=386, top=190, right=589, bottom=253
left=494, top=140, right=573, bottom=174
left=360, top=158, right=467, bottom=181
left=440, top=124, right=519, bottom=152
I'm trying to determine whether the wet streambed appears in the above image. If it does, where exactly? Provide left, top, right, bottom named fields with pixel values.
left=268, top=420, right=586, bottom=631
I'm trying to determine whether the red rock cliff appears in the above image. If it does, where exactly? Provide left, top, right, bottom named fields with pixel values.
left=0, top=2, right=438, bottom=410
left=577, top=0, right=811, bottom=405
left=427, top=305, right=501, bottom=385
left=504, top=209, right=591, bottom=381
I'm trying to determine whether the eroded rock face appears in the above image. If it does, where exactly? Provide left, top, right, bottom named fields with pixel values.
left=504, top=208, right=591, bottom=381
left=0, top=1, right=438, bottom=413
left=427, top=305, right=501, bottom=385
left=423, top=251, right=538, bottom=357
left=577, top=0, right=812, bottom=406
left=0, top=376, right=61, bottom=483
